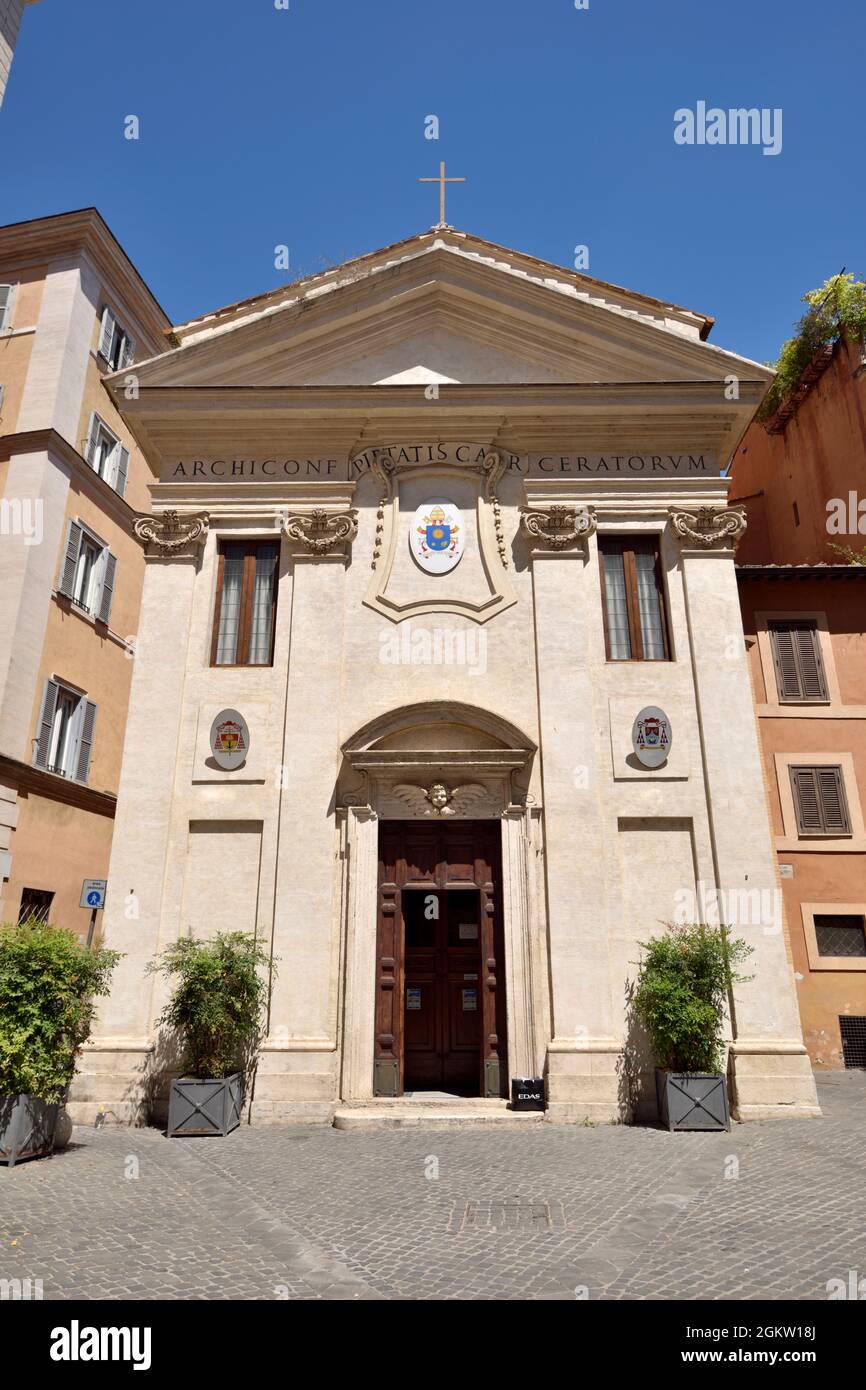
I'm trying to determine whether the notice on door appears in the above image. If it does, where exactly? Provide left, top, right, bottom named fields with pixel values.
left=407, top=987, right=422, bottom=1010
left=459, top=923, right=478, bottom=940
left=462, top=988, right=478, bottom=1012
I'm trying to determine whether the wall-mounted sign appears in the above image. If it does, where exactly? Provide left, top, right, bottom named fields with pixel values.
left=631, top=706, right=672, bottom=769
left=462, top=988, right=478, bottom=1012
left=209, top=709, right=250, bottom=771
left=410, top=499, right=464, bottom=574
left=407, top=987, right=422, bottom=1011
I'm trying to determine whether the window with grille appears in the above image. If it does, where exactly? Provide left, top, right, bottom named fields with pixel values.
left=598, top=536, right=669, bottom=661
left=33, top=679, right=97, bottom=782
left=17, top=887, right=54, bottom=924
left=768, top=619, right=828, bottom=702
left=840, top=1016, right=866, bottom=1069
left=790, top=765, right=852, bottom=836
left=57, top=519, right=117, bottom=623
left=814, top=913, right=866, bottom=958
left=211, top=541, right=279, bottom=667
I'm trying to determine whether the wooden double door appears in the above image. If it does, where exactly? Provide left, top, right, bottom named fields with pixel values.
left=375, top=821, right=507, bottom=1098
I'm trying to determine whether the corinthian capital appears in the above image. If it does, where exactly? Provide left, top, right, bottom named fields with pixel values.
left=669, top=506, right=747, bottom=550
left=519, top=504, right=597, bottom=552
left=133, top=510, right=209, bottom=558
left=281, top=508, right=358, bottom=556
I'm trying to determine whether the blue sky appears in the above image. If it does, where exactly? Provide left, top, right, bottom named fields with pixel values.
left=1, top=0, right=861, bottom=364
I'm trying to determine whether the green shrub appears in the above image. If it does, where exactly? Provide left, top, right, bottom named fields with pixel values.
left=632, top=923, right=752, bottom=1074
left=0, top=918, right=120, bottom=1103
left=758, top=272, right=866, bottom=421
left=147, top=932, right=274, bottom=1079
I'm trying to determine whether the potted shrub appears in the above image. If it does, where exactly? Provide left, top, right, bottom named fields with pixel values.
left=632, top=923, right=752, bottom=1132
left=148, top=932, right=273, bottom=1137
left=0, top=917, right=119, bottom=1166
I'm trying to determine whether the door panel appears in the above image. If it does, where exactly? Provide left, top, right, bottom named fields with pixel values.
left=375, top=822, right=507, bottom=1098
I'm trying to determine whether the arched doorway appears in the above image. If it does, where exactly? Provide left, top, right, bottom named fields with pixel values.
left=337, top=702, right=546, bottom=1102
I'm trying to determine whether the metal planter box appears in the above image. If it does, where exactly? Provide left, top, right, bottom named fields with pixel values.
left=167, top=1073, right=243, bottom=1137
left=0, top=1093, right=60, bottom=1166
left=655, top=1069, right=730, bottom=1131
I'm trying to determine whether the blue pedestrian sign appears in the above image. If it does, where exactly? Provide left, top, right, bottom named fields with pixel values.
left=80, top=879, right=107, bottom=910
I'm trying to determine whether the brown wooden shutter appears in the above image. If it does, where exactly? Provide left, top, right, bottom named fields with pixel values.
left=790, top=765, right=851, bottom=835
left=769, top=620, right=827, bottom=701
left=816, top=766, right=850, bottom=833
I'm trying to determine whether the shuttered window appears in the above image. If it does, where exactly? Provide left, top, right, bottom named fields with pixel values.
left=57, top=518, right=117, bottom=624
left=598, top=536, right=669, bottom=661
left=0, top=284, right=14, bottom=331
left=33, top=679, right=97, bottom=783
left=768, top=620, right=828, bottom=702
left=211, top=541, right=279, bottom=667
left=790, top=765, right=852, bottom=836
left=84, top=412, right=130, bottom=498
left=97, top=305, right=135, bottom=371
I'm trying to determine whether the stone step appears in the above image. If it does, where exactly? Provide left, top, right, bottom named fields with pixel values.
left=333, top=1099, right=546, bottom=1130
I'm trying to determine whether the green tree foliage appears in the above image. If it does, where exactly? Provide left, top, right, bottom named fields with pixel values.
left=758, top=272, right=866, bottom=421
left=632, top=923, right=752, bottom=1073
left=0, top=918, right=120, bottom=1102
left=148, top=932, right=274, bottom=1079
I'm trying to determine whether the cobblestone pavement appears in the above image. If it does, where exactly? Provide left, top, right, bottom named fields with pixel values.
left=2, top=1072, right=864, bottom=1301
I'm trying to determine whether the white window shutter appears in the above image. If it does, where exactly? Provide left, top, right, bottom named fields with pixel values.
left=0, top=284, right=13, bottom=331
left=85, top=413, right=101, bottom=466
left=59, top=520, right=83, bottom=597
left=98, top=306, right=115, bottom=359
left=34, top=680, right=60, bottom=769
left=115, top=445, right=129, bottom=498
left=97, top=551, right=117, bottom=624
left=75, top=700, right=97, bottom=783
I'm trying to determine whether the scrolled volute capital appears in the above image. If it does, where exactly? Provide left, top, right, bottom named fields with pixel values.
left=281, top=507, right=359, bottom=556
left=133, top=509, right=210, bottom=558
left=519, top=504, right=597, bottom=552
left=669, top=506, right=747, bottom=550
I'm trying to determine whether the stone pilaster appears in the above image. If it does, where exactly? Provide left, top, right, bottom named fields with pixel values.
left=677, top=535, right=820, bottom=1119
left=68, top=513, right=208, bottom=1124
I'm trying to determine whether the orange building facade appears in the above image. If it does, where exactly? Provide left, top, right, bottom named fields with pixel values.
left=0, top=210, right=169, bottom=937
left=732, top=331, right=866, bottom=1069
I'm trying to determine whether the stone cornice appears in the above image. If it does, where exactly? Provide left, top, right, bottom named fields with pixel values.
left=0, top=753, right=116, bottom=819
left=0, top=208, right=170, bottom=354
left=519, top=504, right=597, bottom=552
left=280, top=508, right=358, bottom=555
left=132, top=509, right=210, bottom=558
left=669, top=505, right=747, bottom=550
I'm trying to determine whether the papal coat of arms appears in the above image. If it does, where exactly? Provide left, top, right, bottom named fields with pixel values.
left=409, top=499, right=464, bottom=575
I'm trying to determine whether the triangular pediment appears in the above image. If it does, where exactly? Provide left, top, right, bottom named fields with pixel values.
left=118, top=230, right=771, bottom=392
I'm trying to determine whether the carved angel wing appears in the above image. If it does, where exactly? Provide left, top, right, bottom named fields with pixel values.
left=391, top=783, right=432, bottom=815
left=443, top=783, right=489, bottom=817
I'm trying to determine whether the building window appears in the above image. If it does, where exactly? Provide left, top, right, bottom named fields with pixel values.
left=33, top=679, right=97, bottom=783
left=57, top=519, right=117, bottom=623
left=840, top=1016, right=866, bottom=1069
left=84, top=413, right=129, bottom=498
left=18, top=887, right=54, bottom=925
left=814, top=914, right=866, bottom=958
left=768, top=619, right=828, bottom=702
left=97, top=305, right=135, bottom=371
left=598, top=536, right=669, bottom=661
left=0, top=283, right=14, bottom=332
left=211, top=541, right=279, bottom=667
left=790, top=764, right=852, bottom=836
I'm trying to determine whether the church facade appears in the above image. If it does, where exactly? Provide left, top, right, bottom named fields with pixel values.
left=71, top=228, right=820, bottom=1124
